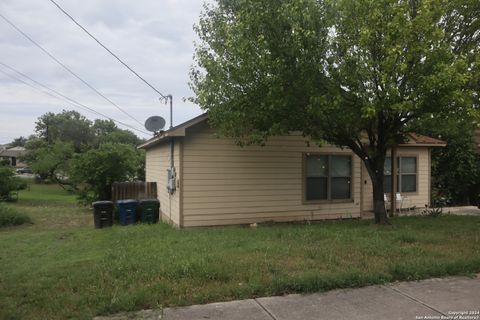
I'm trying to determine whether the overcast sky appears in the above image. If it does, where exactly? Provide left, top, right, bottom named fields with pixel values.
left=0, top=0, right=209, bottom=144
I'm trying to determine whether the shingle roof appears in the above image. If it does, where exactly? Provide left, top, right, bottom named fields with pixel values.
left=404, top=133, right=446, bottom=146
left=0, top=147, right=26, bottom=158
left=139, top=114, right=447, bottom=149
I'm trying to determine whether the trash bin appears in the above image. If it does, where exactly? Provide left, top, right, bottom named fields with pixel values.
left=92, top=201, right=114, bottom=229
left=139, top=199, right=160, bottom=224
left=116, top=199, right=138, bottom=225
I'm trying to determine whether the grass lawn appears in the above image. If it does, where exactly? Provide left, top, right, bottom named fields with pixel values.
left=1, top=183, right=480, bottom=319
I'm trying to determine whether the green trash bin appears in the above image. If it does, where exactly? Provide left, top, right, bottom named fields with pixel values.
left=139, top=199, right=160, bottom=224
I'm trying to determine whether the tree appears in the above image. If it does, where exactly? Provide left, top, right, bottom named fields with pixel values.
left=414, top=117, right=480, bottom=205
left=0, top=166, right=27, bottom=200
left=9, top=136, right=27, bottom=147
left=29, top=141, right=74, bottom=185
left=69, top=143, right=140, bottom=202
left=92, top=119, right=143, bottom=145
left=92, top=119, right=117, bottom=137
left=191, top=0, right=479, bottom=224
left=23, top=111, right=145, bottom=202
left=35, top=110, right=93, bottom=152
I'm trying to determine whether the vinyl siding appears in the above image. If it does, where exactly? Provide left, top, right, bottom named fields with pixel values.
left=145, top=139, right=181, bottom=226
left=181, top=122, right=362, bottom=228
left=361, top=147, right=431, bottom=213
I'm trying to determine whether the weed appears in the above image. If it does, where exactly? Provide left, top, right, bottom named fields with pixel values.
left=0, top=204, right=31, bottom=227
left=1, top=183, right=480, bottom=319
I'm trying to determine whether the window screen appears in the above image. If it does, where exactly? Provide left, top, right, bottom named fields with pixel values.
left=384, top=156, right=417, bottom=193
left=306, top=154, right=351, bottom=201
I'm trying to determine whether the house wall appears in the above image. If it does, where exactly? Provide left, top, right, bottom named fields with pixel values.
left=360, top=146, right=431, bottom=213
left=181, top=122, right=362, bottom=227
left=145, top=139, right=181, bottom=226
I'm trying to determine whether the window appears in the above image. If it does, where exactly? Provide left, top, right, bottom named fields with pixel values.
left=305, top=154, right=352, bottom=201
left=384, top=156, right=417, bottom=193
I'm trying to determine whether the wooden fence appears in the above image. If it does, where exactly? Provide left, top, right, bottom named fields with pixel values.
left=111, top=181, right=157, bottom=203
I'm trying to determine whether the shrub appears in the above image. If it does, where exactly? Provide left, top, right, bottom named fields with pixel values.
left=0, top=166, right=27, bottom=200
left=69, top=143, right=139, bottom=203
left=0, top=204, right=31, bottom=227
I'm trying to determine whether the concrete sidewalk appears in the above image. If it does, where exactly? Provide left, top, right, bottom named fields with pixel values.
left=95, top=274, right=480, bottom=320
left=162, top=275, right=480, bottom=320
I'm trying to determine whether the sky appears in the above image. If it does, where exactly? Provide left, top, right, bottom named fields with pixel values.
left=0, top=0, right=209, bottom=144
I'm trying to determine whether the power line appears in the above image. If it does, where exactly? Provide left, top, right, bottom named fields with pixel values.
left=0, top=12, right=145, bottom=127
left=0, top=66, right=149, bottom=135
left=0, top=62, right=150, bottom=135
left=48, top=0, right=168, bottom=100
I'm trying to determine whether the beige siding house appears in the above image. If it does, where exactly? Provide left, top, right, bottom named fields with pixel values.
left=0, top=146, right=27, bottom=168
left=140, top=114, right=445, bottom=228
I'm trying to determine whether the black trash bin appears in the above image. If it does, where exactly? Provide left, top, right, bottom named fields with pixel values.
left=116, top=199, right=138, bottom=225
left=92, top=201, right=114, bottom=229
left=139, top=199, right=160, bottom=224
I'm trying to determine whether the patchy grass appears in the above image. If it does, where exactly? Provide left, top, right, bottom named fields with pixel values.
left=0, top=204, right=31, bottom=227
left=17, top=180, right=77, bottom=204
left=1, top=183, right=480, bottom=319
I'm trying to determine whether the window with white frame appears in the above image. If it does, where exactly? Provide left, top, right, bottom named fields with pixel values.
left=305, top=154, right=352, bottom=201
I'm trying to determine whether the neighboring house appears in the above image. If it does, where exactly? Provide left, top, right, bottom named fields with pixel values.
left=0, top=146, right=27, bottom=167
left=139, top=114, right=446, bottom=228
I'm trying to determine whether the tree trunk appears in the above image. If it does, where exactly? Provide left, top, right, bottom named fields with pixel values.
left=371, top=173, right=388, bottom=224
left=361, top=155, right=389, bottom=225
left=345, top=130, right=391, bottom=224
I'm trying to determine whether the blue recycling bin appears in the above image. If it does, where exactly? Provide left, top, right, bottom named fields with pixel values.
left=116, top=199, right=138, bottom=225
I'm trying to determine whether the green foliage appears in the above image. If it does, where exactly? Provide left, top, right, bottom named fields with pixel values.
left=24, top=111, right=145, bottom=202
left=92, top=119, right=141, bottom=146
left=423, top=206, right=443, bottom=217
left=9, top=136, right=27, bottom=147
left=29, top=141, right=74, bottom=182
left=70, top=143, right=140, bottom=202
left=192, top=0, right=329, bottom=143
left=135, top=149, right=146, bottom=181
left=432, top=138, right=480, bottom=205
left=414, top=117, right=480, bottom=205
left=0, top=204, right=31, bottom=227
left=35, top=110, right=94, bottom=151
left=0, top=166, right=27, bottom=200
left=191, top=0, right=479, bottom=224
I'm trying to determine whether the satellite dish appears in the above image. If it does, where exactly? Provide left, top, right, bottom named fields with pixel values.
left=145, top=116, right=166, bottom=133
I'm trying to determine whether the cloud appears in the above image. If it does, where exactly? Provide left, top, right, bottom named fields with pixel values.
left=0, top=0, right=208, bottom=143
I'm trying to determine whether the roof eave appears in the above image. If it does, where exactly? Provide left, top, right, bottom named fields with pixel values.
left=398, top=143, right=447, bottom=147
left=138, top=129, right=186, bottom=149
left=138, top=113, right=208, bottom=150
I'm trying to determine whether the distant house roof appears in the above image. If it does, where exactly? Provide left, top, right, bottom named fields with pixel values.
left=0, top=146, right=26, bottom=158
left=139, top=113, right=446, bottom=149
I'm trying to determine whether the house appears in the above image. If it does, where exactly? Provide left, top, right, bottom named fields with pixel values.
left=139, top=114, right=446, bottom=228
left=0, top=146, right=26, bottom=167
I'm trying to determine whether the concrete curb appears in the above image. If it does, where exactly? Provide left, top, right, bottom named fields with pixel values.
left=96, top=274, right=480, bottom=320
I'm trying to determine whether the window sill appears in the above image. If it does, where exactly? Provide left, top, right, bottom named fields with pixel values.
left=303, top=199, right=354, bottom=205
left=384, top=192, right=419, bottom=196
